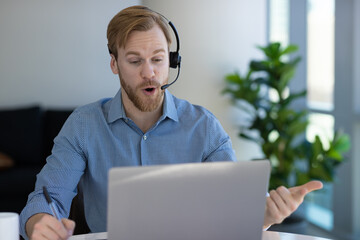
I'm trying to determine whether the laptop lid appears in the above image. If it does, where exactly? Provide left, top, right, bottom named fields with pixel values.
left=107, top=160, right=270, bottom=240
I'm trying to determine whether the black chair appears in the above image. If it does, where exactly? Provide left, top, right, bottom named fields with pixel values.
left=69, top=187, right=91, bottom=235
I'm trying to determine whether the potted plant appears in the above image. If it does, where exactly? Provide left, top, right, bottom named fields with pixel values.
left=222, top=42, right=350, bottom=232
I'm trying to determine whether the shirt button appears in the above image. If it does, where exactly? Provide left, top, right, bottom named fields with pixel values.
left=143, top=135, right=147, bottom=141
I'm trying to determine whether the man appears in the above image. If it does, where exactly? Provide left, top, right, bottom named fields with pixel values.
left=20, top=5, right=322, bottom=240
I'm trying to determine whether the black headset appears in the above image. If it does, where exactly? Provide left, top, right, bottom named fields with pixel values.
left=108, top=8, right=182, bottom=90
left=158, top=14, right=182, bottom=90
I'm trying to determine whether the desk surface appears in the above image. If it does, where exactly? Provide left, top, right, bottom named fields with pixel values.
left=69, top=231, right=331, bottom=240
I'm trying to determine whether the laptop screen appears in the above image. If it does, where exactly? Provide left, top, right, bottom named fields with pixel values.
left=107, top=160, right=270, bottom=240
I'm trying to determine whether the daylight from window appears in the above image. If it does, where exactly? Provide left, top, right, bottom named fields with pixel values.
left=269, top=0, right=289, bottom=46
left=305, top=0, right=335, bottom=231
left=307, top=0, right=335, bottom=110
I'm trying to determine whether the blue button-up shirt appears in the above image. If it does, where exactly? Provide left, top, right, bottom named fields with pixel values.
left=20, top=90, right=236, bottom=238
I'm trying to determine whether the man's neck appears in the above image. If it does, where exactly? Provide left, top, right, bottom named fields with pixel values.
left=121, top=89, right=164, bottom=133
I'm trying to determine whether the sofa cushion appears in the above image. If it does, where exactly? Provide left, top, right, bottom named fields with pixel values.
left=0, top=166, right=43, bottom=213
left=0, top=106, right=43, bottom=166
left=43, top=109, right=73, bottom=159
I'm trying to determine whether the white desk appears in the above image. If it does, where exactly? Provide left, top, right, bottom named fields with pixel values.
left=262, top=231, right=331, bottom=240
left=69, top=231, right=332, bottom=240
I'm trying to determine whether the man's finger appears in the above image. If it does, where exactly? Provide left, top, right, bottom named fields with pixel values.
left=276, top=186, right=299, bottom=213
left=61, top=218, right=76, bottom=236
left=290, top=180, right=323, bottom=199
left=302, top=180, right=323, bottom=192
left=46, top=216, right=69, bottom=239
left=269, top=189, right=287, bottom=212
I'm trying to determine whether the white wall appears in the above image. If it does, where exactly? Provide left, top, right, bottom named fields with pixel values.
left=0, top=0, right=139, bottom=108
left=143, top=0, right=267, bottom=160
left=0, top=0, right=267, bottom=160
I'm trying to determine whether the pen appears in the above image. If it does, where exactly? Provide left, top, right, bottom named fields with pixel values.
left=43, top=186, right=61, bottom=221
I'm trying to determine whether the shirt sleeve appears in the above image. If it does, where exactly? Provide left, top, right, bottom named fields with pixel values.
left=19, top=110, right=87, bottom=239
left=203, top=115, right=237, bottom=162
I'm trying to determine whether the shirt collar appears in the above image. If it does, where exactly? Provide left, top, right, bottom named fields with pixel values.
left=162, top=89, right=179, bottom=122
left=107, top=89, right=179, bottom=124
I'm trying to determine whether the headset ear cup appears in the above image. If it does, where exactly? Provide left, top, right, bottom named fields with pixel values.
left=169, top=52, right=181, bottom=69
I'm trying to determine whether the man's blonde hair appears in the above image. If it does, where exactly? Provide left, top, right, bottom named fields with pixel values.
left=107, top=5, right=172, bottom=59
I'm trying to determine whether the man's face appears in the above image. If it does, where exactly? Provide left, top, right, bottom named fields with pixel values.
left=111, top=25, right=169, bottom=112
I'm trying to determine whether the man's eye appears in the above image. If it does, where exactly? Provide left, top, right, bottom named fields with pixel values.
left=129, top=59, right=141, bottom=64
left=153, top=58, right=163, bottom=63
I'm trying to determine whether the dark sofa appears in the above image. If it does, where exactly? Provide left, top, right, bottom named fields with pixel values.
left=0, top=105, right=73, bottom=214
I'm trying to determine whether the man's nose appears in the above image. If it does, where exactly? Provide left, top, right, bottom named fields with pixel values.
left=140, top=61, right=155, bottom=79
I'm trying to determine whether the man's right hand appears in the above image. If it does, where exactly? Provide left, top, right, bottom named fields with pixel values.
left=26, top=213, right=75, bottom=240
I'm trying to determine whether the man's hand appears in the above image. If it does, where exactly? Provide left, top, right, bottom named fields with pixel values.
left=26, top=213, right=75, bottom=240
left=263, top=180, right=323, bottom=229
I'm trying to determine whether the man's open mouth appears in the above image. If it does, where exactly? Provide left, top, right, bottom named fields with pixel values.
left=143, top=87, right=156, bottom=95
left=144, top=87, right=156, bottom=93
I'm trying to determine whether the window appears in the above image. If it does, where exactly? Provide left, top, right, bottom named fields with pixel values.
left=268, top=0, right=336, bottom=231
left=306, top=113, right=334, bottom=230
left=307, top=0, right=335, bottom=111
left=268, top=0, right=289, bottom=46
left=306, top=0, right=335, bottom=231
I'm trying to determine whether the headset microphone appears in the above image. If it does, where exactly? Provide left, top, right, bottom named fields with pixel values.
left=160, top=63, right=180, bottom=90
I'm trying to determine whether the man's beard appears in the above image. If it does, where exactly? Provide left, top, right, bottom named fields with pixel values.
left=119, top=72, right=167, bottom=112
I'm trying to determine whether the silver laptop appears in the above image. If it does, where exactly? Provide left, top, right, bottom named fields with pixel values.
left=107, top=160, right=270, bottom=240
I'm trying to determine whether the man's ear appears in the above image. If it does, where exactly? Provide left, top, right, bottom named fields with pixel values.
left=110, top=54, right=119, bottom=74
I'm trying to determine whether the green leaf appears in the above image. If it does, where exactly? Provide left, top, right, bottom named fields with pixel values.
left=225, top=73, right=242, bottom=84
left=257, top=42, right=281, bottom=60
left=312, top=136, right=324, bottom=158
left=239, top=133, right=260, bottom=144
left=326, top=149, right=342, bottom=160
left=278, top=68, right=295, bottom=94
left=250, top=60, right=269, bottom=71
left=332, top=134, right=351, bottom=153
left=281, top=44, right=299, bottom=55
left=286, top=119, right=308, bottom=137
left=283, top=90, right=307, bottom=107
left=278, top=56, right=301, bottom=75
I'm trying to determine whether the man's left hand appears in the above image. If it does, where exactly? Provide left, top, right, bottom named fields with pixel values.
left=263, top=180, right=323, bottom=229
